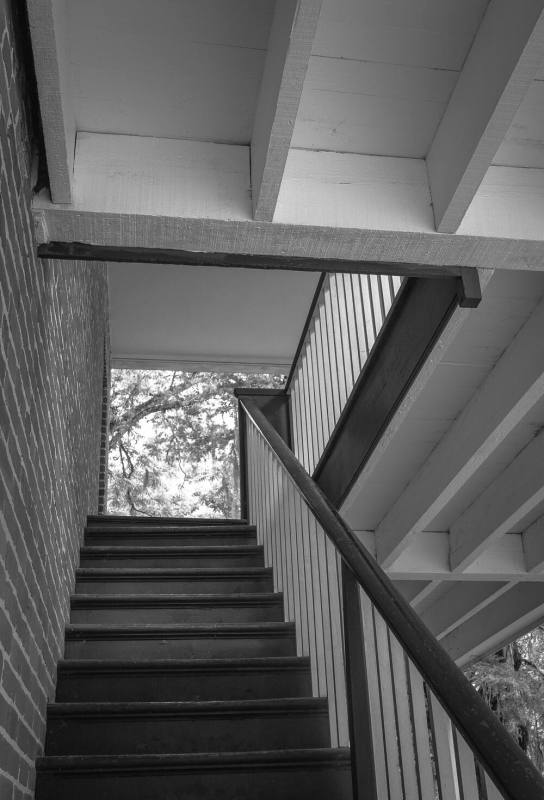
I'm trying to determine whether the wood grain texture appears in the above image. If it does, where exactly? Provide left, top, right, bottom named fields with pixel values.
left=251, top=0, right=322, bottom=221
left=427, top=0, right=544, bottom=233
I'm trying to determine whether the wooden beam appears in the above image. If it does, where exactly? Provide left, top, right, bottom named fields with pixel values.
left=313, top=278, right=467, bottom=507
left=251, top=0, right=322, bottom=221
left=376, top=295, right=544, bottom=568
left=26, top=0, right=74, bottom=203
left=419, top=582, right=511, bottom=639
left=427, top=0, right=544, bottom=233
left=440, top=583, right=544, bottom=665
left=523, top=514, right=544, bottom=571
left=450, top=429, right=544, bottom=571
left=37, top=241, right=479, bottom=286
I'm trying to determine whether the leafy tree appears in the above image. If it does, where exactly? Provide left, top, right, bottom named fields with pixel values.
left=108, top=369, right=283, bottom=518
left=465, top=629, right=544, bottom=772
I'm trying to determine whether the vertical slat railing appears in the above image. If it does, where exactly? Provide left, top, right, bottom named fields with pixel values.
left=288, top=273, right=403, bottom=473
left=241, top=398, right=544, bottom=800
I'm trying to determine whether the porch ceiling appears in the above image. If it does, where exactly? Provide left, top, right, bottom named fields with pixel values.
left=108, top=263, right=320, bottom=373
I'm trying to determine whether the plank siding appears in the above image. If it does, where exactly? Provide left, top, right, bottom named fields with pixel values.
left=289, top=273, right=403, bottom=473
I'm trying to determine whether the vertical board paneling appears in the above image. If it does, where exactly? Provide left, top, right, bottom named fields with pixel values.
left=289, top=271, right=402, bottom=472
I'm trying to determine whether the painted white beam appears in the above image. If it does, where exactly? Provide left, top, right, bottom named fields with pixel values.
left=440, top=583, right=544, bottom=665
left=419, top=582, right=511, bottom=639
left=27, top=0, right=74, bottom=203
left=375, top=296, right=544, bottom=568
left=34, top=132, right=544, bottom=267
left=251, top=0, right=322, bottom=221
left=523, top=514, right=544, bottom=571
left=450, top=430, right=544, bottom=571
left=427, top=0, right=544, bottom=234
left=358, top=530, right=543, bottom=582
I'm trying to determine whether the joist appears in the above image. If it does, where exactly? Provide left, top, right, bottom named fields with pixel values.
left=375, top=295, right=544, bottom=568
left=251, top=0, right=322, bottom=221
left=427, top=0, right=544, bottom=233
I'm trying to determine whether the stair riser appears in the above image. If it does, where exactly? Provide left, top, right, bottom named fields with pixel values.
left=85, top=533, right=257, bottom=546
left=64, top=636, right=297, bottom=660
left=56, top=669, right=312, bottom=703
left=79, top=554, right=263, bottom=569
left=36, top=764, right=352, bottom=800
left=75, top=577, right=273, bottom=594
left=45, top=711, right=330, bottom=755
left=70, top=604, right=283, bottom=624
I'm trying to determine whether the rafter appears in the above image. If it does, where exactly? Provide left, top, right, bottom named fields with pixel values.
left=450, top=429, right=544, bottom=571
left=427, top=0, right=544, bottom=233
left=375, top=296, right=544, bottom=568
left=419, top=582, right=511, bottom=640
left=251, top=0, right=322, bottom=221
left=27, top=0, right=75, bottom=203
left=440, top=583, right=544, bottom=665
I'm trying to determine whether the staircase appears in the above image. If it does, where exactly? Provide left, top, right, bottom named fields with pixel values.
left=36, top=515, right=352, bottom=799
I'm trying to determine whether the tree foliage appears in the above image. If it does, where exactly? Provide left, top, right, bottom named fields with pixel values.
left=465, top=629, right=544, bottom=771
left=107, top=369, right=283, bottom=518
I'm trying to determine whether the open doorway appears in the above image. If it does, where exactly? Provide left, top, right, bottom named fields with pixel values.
left=107, top=369, right=284, bottom=518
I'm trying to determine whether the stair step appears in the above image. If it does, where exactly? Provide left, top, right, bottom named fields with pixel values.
left=70, top=593, right=284, bottom=624
left=64, top=623, right=297, bottom=659
left=78, top=545, right=264, bottom=569
left=36, top=748, right=353, bottom=800
left=56, top=656, right=313, bottom=702
left=75, top=567, right=273, bottom=594
left=87, top=515, right=249, bottom=527
left=45, top=697, right=330, bottom=755
left=85, top=527, right=257, bottom=547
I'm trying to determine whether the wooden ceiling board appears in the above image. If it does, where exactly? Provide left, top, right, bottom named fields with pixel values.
left=292, top=56, right=458, bottom=156
left=493, top=79, right=544, bottom=168
left=67, top=0, right=274, bottom=142
left=313, top=0, right=489, bottom=71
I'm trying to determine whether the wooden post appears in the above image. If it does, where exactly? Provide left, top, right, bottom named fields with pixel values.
left=342, top=561, right=378, bottom=800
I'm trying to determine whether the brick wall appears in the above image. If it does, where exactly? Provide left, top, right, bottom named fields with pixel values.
left=0, top=2, right=109, bottom=797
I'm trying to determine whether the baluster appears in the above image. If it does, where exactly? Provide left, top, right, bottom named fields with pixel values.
left=388, top=634, right=420, bottom=799
left=374, top=611, right=404, bottom=798
left=454, top=729, right=481, bottom=800
left=406, top=660, right=436, bottom=800
left=428, top=690, right=461, bottom=800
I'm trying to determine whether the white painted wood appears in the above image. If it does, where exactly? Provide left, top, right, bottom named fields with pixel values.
left=494, top=80, right=544, bottom=168
left=376, top=294, right=544, bottom=568
left=388, top=636, right=420, bottom=800
left=459, top=165, right=544, bottom=240
left=485, top=773, right=505, bottom=800
left=27, top=0, right=74, bottom=203
left=523, top=514, right=544, bottom=571
left=454, top=731, right=481, bottom=800
left=34, top=197, right=544, bottom=272
left=251, top=0, right=322, bottom=221
left=275, top=149, right=434, bottom=232
left=427, top=0, right=544, bottom=233
left=68, top=0, right=272, bottom=145
left=73, top=133, right=252, bottom=221
left=359, top=593, right=389, bottom=800
left=314, top=0, right=488, bottom=71
left=441, top=582, right=544, bottom=665
left=407, top=661, right=437, bottom=800
left=373, top=612, right=403, bottom=800
left=420, top=582, right=510, bottom=639
left=293, top=56, right=457, bottom=157
left=450, top=429, right=544, bottom=571
left=428, top=692, right=461, bottom=800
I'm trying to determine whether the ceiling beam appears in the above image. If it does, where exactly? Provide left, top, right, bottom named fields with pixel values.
left=427, top=0, right=544, bottom=234
left=450, top=429, right=544, bottom=571
left=440, top=583, right=544, bottom=665
left=523, top=514, right=544, bottom=571
left=26, top=0, right=74, bottom=203
left=251, top=0, right=322, bottom=221
left=419, top=582, right=511, bottom=640
left=375, top=295, right=544, bottom=568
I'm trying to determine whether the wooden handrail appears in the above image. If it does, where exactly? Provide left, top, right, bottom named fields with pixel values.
left=239, top=395, right=544, bottom=800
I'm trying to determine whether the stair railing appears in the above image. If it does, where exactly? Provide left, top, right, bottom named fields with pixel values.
left=238, top=395, right=544, bottom=800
